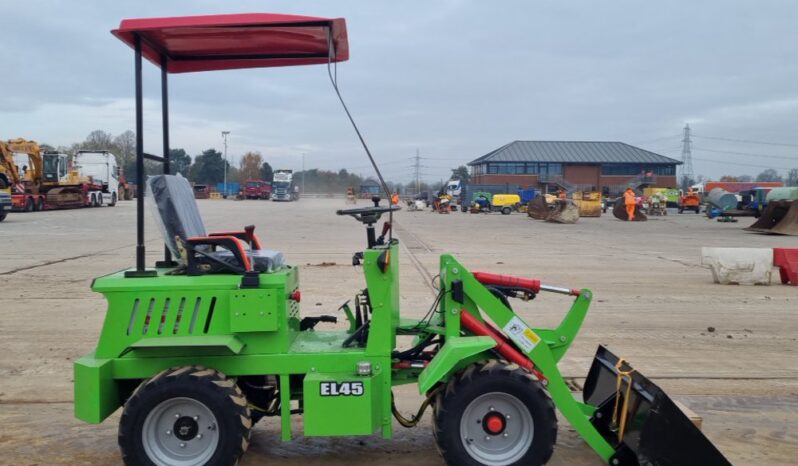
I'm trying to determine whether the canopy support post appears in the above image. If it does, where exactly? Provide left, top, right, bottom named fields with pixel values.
left=155, top=54, right=178, bottom=269
left=125, top=33, right=157, bottom=278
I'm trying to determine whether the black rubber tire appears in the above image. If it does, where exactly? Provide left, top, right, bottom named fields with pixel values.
left=109, top=193, right=117, bottom=207
left=97, top=193, right=104, bottom=206
left=0, top=212, right=6, bottom=222
left=118, top=366, right=252, bottom=466
left=678, top=207, right=684, bottom=214
left=501, top=207, right=512, bottom=215
left=433, top=360, right=557, bottom=466
left=35, top=198, right=44, bottom=211
left=695, top=207, right=701, bottom=214
left=24, top=198, right=34, bottom=212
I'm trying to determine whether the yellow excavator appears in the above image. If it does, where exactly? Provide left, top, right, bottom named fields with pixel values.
left=0, top=138, right=98, bottom=211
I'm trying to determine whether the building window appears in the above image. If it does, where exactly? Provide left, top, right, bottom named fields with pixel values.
left=601, top=164, right=675, bottom=176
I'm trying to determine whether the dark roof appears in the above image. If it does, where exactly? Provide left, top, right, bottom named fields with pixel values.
left=468, top=141, right=681, bottom=166
left=112, top=13, right=348, bottom=74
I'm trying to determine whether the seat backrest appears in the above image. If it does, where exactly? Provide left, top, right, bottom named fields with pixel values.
left=147, top=174, right=207, bottom=261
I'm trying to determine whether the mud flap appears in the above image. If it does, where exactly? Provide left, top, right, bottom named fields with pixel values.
left=745, top=200, right=798, bottom=236
left=583, top=345, right=730, bottom=466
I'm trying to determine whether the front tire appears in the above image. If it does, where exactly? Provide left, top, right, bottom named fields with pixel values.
left=433, top=361, right=557, bottom=466
left=501, top=207, right=512, bottom=215
left=24, top=198, right=34, bottom=212
left=109, top=192, right=117, bottom=206
left=119, top=366, right=251, bottom=466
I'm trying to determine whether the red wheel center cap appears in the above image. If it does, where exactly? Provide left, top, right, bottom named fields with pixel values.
left=484, top=414, right=505, bottom=435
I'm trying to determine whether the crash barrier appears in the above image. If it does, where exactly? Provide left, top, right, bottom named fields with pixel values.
left=773, top=248, right=798, bottom=286
left=612, top=198, right=647, bottom=221
left=700, top=247, right=774, bottom=285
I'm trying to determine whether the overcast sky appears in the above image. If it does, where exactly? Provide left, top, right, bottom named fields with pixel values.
left=2, top=1, right=797, bottom=183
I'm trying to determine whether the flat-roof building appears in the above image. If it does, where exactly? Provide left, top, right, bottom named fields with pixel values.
left=468, top=141, right=681, bottom=195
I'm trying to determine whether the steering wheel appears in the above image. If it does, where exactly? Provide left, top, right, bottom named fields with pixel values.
left=336, top=204, right=400, bottom=224
left=337, top=195, right=400, bottom=224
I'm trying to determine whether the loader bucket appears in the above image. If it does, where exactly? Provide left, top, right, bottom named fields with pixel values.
left=527, top=196, right=550, bottom=219
left=583, top=345, right=730, bottom=466
left=545, top=199, right=579, bottom=224
left=613, top=198, right=647, bottom=221
left=745, top=200, right=798, bottom=235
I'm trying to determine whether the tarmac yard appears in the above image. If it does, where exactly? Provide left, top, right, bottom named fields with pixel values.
left=1, top=198, right=797, bottom=465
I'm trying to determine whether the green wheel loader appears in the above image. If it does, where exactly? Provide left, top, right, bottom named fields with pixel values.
left=74, top=12, right=731, bottom=466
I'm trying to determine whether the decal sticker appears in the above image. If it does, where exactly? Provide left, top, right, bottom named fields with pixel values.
left=503, top=316, right=540, bottom=353
left=320, top=381, right=365, bottom=397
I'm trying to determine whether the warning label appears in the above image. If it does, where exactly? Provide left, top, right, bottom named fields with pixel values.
left=503, top=316, right=540, bottom=353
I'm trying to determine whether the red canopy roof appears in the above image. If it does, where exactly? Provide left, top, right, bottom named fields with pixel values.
left=112, top=13, right=348, bottom=73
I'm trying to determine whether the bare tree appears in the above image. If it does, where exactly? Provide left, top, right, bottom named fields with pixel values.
left=238, top=151, right=263, bottom=181
left=756, top=168, right=783, bottom=182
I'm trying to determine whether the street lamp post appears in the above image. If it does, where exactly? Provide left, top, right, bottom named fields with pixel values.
left=221, top=131, right=230, bottom=197
left=302, top=152, right=306, bottom=195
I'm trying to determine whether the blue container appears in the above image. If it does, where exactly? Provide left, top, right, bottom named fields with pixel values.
left=216, top=182, right=240, bottom=196
left=518, top=188, right=538, bottom=204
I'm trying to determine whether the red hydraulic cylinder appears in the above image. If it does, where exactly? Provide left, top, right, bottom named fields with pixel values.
left=472, top=271, right=541, bottom=293
left=460, top=310, right=547, bottom=382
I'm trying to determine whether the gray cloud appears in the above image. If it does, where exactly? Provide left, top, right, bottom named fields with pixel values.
left=2, top=0, right=797, bottom=182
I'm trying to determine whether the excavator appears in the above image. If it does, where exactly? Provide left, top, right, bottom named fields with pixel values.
left=0, top=138, right=98, bottom=211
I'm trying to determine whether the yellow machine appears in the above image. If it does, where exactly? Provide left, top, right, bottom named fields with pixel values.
left=571, top=191, right=602, bottom=217
left=491, top=193, right=521, bottom=214
left=0, top=138, right=97, bottom=210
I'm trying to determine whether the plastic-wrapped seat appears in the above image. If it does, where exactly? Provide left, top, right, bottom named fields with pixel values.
left=147, top=174, right=284, bottom=273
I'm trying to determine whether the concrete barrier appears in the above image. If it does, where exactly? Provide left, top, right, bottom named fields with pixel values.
left=700, top=247, right=774, bottom=285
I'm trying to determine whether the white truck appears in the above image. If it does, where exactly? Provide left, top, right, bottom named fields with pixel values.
left=272, top=169, right=297, bottom=201
left=74, top=151, right=119, bottom=206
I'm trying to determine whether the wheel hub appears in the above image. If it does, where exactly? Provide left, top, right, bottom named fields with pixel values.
left=173, top=416, right=199, bottom=441
left=483, top=412, right=506, bottom=436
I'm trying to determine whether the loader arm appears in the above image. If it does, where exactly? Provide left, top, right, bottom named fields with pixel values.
left=436, top=255, right=617, bottom=462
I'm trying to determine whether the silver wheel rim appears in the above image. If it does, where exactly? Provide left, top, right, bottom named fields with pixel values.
left=142, top=397, right=220, bottom=466
left=460, top=392, right=533, bottom=466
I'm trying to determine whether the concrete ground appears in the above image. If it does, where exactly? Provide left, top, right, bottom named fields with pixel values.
left=1, top=198, right=796, bottom=465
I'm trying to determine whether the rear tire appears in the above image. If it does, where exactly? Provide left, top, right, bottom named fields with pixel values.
left=433, top=360, right=557, bottom=466
left=35, top=198, right=44, bottom=211
left=0, top=212, right=6, bottom=222
left=118, top=366, right=251, bottom=466
left=97, top=193, right=104, bottom=206
left=501, top=207, right=512, bottom=215
left=24, top=198, right=34, bottom=212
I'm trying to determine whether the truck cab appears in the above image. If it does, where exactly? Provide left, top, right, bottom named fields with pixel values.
left=75, top=151, right=120, bottom=206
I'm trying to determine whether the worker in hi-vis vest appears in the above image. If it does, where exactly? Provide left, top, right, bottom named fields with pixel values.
left=623, top=187, right=636, bottom=221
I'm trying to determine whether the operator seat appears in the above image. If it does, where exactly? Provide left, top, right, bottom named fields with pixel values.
left=147, top=174, right=284, bottom=273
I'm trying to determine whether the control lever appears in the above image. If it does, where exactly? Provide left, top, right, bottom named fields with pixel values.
left=372, top=195, right=380, bottom=207
left=375, top=221, right=391, bottom=246
left=244, top=225, right=256, bottom=247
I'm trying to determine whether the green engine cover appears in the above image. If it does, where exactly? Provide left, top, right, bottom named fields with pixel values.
left=303, top=372, right=382, bottom=436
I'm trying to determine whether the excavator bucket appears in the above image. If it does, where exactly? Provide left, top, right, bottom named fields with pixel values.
left=527, top=196, right=550, bottom=220
left=545, top=199, right=579, bottom=224
left=613, top=198, right=647, bottom=221
left=745, top=200, right=798, bottom=236
left=583, top=346, right=731, bottom=466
